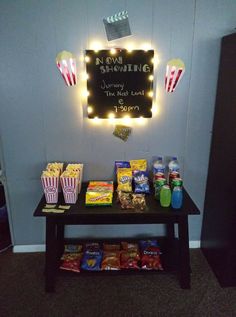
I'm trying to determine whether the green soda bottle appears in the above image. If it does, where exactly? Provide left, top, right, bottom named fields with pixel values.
left=160, top=185, right=171, bottom=207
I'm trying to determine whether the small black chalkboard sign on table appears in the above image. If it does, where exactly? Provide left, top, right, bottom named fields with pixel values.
left=85, top=49, right=154, bottom=118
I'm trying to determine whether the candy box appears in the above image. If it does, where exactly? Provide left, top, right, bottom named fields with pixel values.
left=85, top=191, right=113, bottom=206
left=41, top=170, right=60, bottom=204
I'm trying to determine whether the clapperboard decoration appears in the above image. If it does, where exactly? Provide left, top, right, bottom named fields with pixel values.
left=103, top=11, right=131, bottom=41
left=113, top=125, right=132, bottom=142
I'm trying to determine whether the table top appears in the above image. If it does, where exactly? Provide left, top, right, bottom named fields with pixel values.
left=34, top=183, right=200, bottom=224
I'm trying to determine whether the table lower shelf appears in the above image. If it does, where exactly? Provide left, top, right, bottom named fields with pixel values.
left=57, top=237, right=180, bottom=274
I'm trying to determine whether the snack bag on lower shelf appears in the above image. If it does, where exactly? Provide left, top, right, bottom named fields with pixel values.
left=120, top=249, right=140, bottom=269
left=139, top=240, right=163, bottom=271
left=81, top=249, right=103, bottom=271
left=60, top=253, right=82, bottom=273
left=120, top=241, right=140, bottom=269
left=101, top=251, right=121, bottom=270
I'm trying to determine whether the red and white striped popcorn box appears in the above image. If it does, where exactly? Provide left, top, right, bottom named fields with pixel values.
left=41, top=175, right=59, bottom=204
left=60, top=175, right=79, bottom=204
left=78, top=164, right=83, bottom=193
left=165, top=59, right=185, bottom=93
left=65, top=163, right=84, bottom=194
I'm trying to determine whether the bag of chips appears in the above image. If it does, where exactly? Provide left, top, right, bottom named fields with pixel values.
left=117, top=168, right=133, bottom=192
left=120, top=241, right=140, bottom=269
left=64, top=244, right=83, bottom=253
left=85, top=242, right=100, bottom=251
left=81, top=249, right=103, bottom=271
left=103, top=243, right=121, bottom=251
left=118, top=192, right=134, bottom=209
left=60, top=253, right=82, bottom=273
left=132, top=194, right=146, bottom=211
left=121, top=242, right=139, bottom=251
left=139, top=240, right=159, bottom=250
left=133, top=170, right=150, bottom=194
left=130, top=159, right=147, bottom=172
left=101, top=251, right=121, bottom=270
left=139, top=240, right=163, bottom=271
left=114, top=161, right=131, bottom=174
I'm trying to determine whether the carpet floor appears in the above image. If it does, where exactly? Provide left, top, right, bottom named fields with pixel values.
left=0, top=249, right=236, bottom=317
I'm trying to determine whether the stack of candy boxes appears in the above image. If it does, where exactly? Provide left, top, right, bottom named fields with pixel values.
left=41, top=162, right=83, bottom=204
left=85, top=181, right=114, bottom=206
left=60, top=240, right=163, bottom=273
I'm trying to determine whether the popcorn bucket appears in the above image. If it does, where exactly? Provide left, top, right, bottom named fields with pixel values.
left=165, top=59, right=185, bottom=92
left=41, top=176, right=59, bottom=203
left=60, top=176, right=79, bottom=204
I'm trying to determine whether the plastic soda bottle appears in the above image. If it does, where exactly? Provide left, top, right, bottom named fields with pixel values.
left=171, top=186, right=183, bottom=209
left=160, top=185, right=171, bottom=207
left=153, top=156, right=165, bottom=180
left=168, top=157, right=180, bottom=184
left=154, top=178, right=167, bottom=200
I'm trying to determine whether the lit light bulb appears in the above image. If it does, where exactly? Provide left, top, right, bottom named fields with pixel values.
left=92, top=116, right=101, bottom=124
left=83, top=90, right=90, bottom=97
left=148, top=91, right=154, bottom=98
left=149, top=75, right=154, bottom=81
left=108, top=113, right=115, bottom=119
left=136, top=116, right=146, bottom=125
left=110, top=48, right=116, bottom=55
left=90, top=41, right=103, bottom=52
left=87, top=106, right=93, bottom=114
left=82, top=72, right=89, bottom=81
left=126, top=44, right=134, bottom=53
left=142, top=43, right=151, bottom=51
left=84, top=56, right=90, bottom=63
left=123, top=115, right=131, bottom=125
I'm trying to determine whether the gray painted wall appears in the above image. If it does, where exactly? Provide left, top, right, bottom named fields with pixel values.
left=0, top=0, right=235, bottom=245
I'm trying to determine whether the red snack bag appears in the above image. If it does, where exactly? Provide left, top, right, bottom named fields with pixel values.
left=60, top=253, right=82, bottom=273
left=103, top=243, right=120, bottom=251
left=140, top=246, right=163, bottom=270
left=101, top=251, right=120, bottom=270
left=120, top=249, right=140, bottom=269
left=121, top=241, right=138, bottom=251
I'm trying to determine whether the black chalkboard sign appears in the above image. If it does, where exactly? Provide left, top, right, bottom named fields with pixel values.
left=85, top=49, right=154, bottom=118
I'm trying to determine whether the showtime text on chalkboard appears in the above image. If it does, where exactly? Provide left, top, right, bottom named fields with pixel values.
left=85, top=49, right=154, bottom=118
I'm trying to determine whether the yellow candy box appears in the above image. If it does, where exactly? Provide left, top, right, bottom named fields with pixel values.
left=85, top=191, right=113, bottom=206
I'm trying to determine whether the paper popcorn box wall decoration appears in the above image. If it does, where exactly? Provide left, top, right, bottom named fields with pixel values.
left=56, top=50, right=77, bottom=86
left=103, top=11, right=131, bottom=41
left=165, top=59, right=185, bottom=92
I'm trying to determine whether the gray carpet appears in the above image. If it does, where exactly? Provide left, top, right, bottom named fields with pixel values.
left=0, top=249, right=236, bottom=317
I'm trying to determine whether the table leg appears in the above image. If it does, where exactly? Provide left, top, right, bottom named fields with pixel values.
left=56, top=224, right=65, bottom=265
left=45, top=217, right=57, bottom=292
left=166, top=222, right=175, bottom=242
left=178, top=216, right=191, bottom=289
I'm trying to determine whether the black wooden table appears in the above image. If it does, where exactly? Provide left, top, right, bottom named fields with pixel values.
left=34, top=183, right=200, bottom=292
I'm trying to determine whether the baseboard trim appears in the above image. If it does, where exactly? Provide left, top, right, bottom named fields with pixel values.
left=189, top=240, right=200, bottom=248
left=13, top=245, right=46, bottom=253
left=13, top=240, right=200, bottom=253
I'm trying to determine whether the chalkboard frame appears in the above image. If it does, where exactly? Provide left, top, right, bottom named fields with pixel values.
left=85, top=49, right=154, bottom=119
